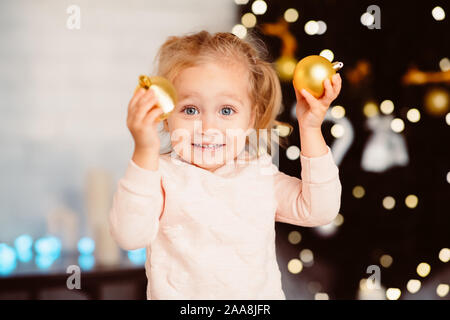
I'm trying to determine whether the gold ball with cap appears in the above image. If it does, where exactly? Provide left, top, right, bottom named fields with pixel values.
left=134, top=75, right=178, bottom=121
left=293, top=55, right=343, bottom=99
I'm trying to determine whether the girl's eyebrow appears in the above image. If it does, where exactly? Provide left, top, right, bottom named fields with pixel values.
left=178, top=91, right=243, bottom=104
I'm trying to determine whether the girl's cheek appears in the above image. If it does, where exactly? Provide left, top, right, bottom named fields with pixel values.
left=225, top=133, right=246, bottom=156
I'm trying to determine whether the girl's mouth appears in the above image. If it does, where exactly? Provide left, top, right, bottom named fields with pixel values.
left=192, top=143, right=225, bottom=151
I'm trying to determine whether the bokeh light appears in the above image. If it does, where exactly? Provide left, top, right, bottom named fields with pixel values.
left=386, top=288, right=401, bottom=300
left=406, top=108, right=421, bottom=123
left=382, top=196, right=396, bottom=210
left=406, top=279, right=421, bottom=294
left=331, top=105, right=346, bottom=119
left=304, top=20, right=319, bottom=35
left=330, top=124, right=345, bottom=138
left=353, top=185, right=365, bottom=198
left=363, top=101, right=379, bottom=117
left=241, top=13, right=257, bottom=28
left=287, top=258, right=303, bottom=274
left=251, top=0, right=267, bottom=15
left=231, top=24, right=247, bottom=39
left=288, top=231, right=302, bottom=245
left=380, top=254, right=393, bottom=268
left=77, top=237, right=95, bottom=255
left=284, top=8, right=299, bottom=22
left=380, top=100, right=394, bottom=114
left=286, top=145, right=300, bottom=160
left=320, top=49, right=334, bottom=62
left=405, top=194, right=419, bottom=209
left=438, top=248, right=449, bottom=263
left=431, top=6, right=445, bottom=21
left=390, top=118, right=405, bottom=133
left=436, top=284, right=449, bottom=297
left=416, top=262, right=431, bottom=277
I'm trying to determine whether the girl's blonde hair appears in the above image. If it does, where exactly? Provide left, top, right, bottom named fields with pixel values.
left=152, top=30, right=293, bottom=157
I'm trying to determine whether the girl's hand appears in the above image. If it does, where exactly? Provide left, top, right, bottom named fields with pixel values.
left=127, top=87, right=164, bottom=154
left=293, top=73, right=342, bottom=130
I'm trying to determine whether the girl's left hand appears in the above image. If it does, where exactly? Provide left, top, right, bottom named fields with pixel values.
left=293, top=73, right=342, bottom=130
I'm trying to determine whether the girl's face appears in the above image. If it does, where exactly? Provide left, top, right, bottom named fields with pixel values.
left=164, top=61, right=255, bottom=172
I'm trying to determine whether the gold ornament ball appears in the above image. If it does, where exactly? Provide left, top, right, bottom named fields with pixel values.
left=293, top=55, right=343, bottom=99
left=134, top=75, right=178, bottom=121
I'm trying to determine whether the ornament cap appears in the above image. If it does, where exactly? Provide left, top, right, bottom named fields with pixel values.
left=332, top=61, right=344, bottom=71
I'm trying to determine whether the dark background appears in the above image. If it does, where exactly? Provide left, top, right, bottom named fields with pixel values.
left=236, top=0, right=450, bottom=299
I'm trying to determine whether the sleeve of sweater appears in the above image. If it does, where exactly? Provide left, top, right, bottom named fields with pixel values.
left=108, top=159, right=165, bottom=250
left=273, top=145, right=342, bottom=227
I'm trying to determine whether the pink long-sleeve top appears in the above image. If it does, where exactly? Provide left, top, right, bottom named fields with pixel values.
left=109, top=145, right=342, bottom=299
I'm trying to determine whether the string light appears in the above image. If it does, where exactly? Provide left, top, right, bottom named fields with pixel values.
left=231, top=24, right=247, bottom=39
left=333, top=213, right=344, bottom=226
left=382, top=196, right=396, bottom=210
left=416, top=262, right=431, bottom=277
left=251, top=0, right=267, bottom=15
left=361, top=12, right=375, bottom=26
left=241, top=13, right=257, bottom=28
left=386, top=288, right=401, bottom=300
left=288, top=231, right=302, bottom=245
left=286, top=145, right=300, bottom=160
left=287, top=258, right=303, bottom=274
left=439, top=57, right=450, bottom=72
left=304, top=20, right=319, bottom=35
left=330, top=124, right=345, bottom=138
left=406, top=279, right=421, bottom=294
left=284, top=8, right=299, bottom=23
left=406, top=108, right=421, bottom=123
left=352, top=185, right=365, bottom=198
left=331, top=105, right=346, bottom=119
left=390, top=118, right=405, bottom=133
left=438, top=248, right=450, bottom=263
left=316, top=21, right=327, bottom=35
left=380, top=100, right=394, bottom=114
left=436, top=284, right=449, bottom=297
left=274, top=124, right=291, bottom=137
left=380, top=254, right=393, bottom=268
left=431, top=6, right=445, bottom=21
left=363, top=101, right=379, bottom=117
left=315, top=292, right=329, bottom=300
left=405, top=194, right=419, bottom=209
left=320, top=49, right=334, bottom=62
left=300, top=249, right=314, bottom=264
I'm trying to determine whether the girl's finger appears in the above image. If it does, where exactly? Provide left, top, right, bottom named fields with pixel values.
left=300, top=88, right=320, bottom=108
left=332, top=74, right=341, bottom=92
left=321, top=78, right=335, bottom=105
left=128, top=87, right=147, bottom=114
left=134, top=92, right=159, bottom=123
left=293, top=81, right=306, bottom=103
left=142, top=104, right=165, bottom=126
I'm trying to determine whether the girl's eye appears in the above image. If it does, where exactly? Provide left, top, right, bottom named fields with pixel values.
left=221, top=106, right=235, bottom=116
left=182, top=106, right=198, bottom=115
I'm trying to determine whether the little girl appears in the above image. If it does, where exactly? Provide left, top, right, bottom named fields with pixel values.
left=109, top=31, right=342, bottom=300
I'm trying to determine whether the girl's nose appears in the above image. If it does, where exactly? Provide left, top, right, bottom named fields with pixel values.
left=193, top=116, right=222, bottom=141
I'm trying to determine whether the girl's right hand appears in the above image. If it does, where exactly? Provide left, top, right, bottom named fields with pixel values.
left=127, top=87, right=165, bottom=154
